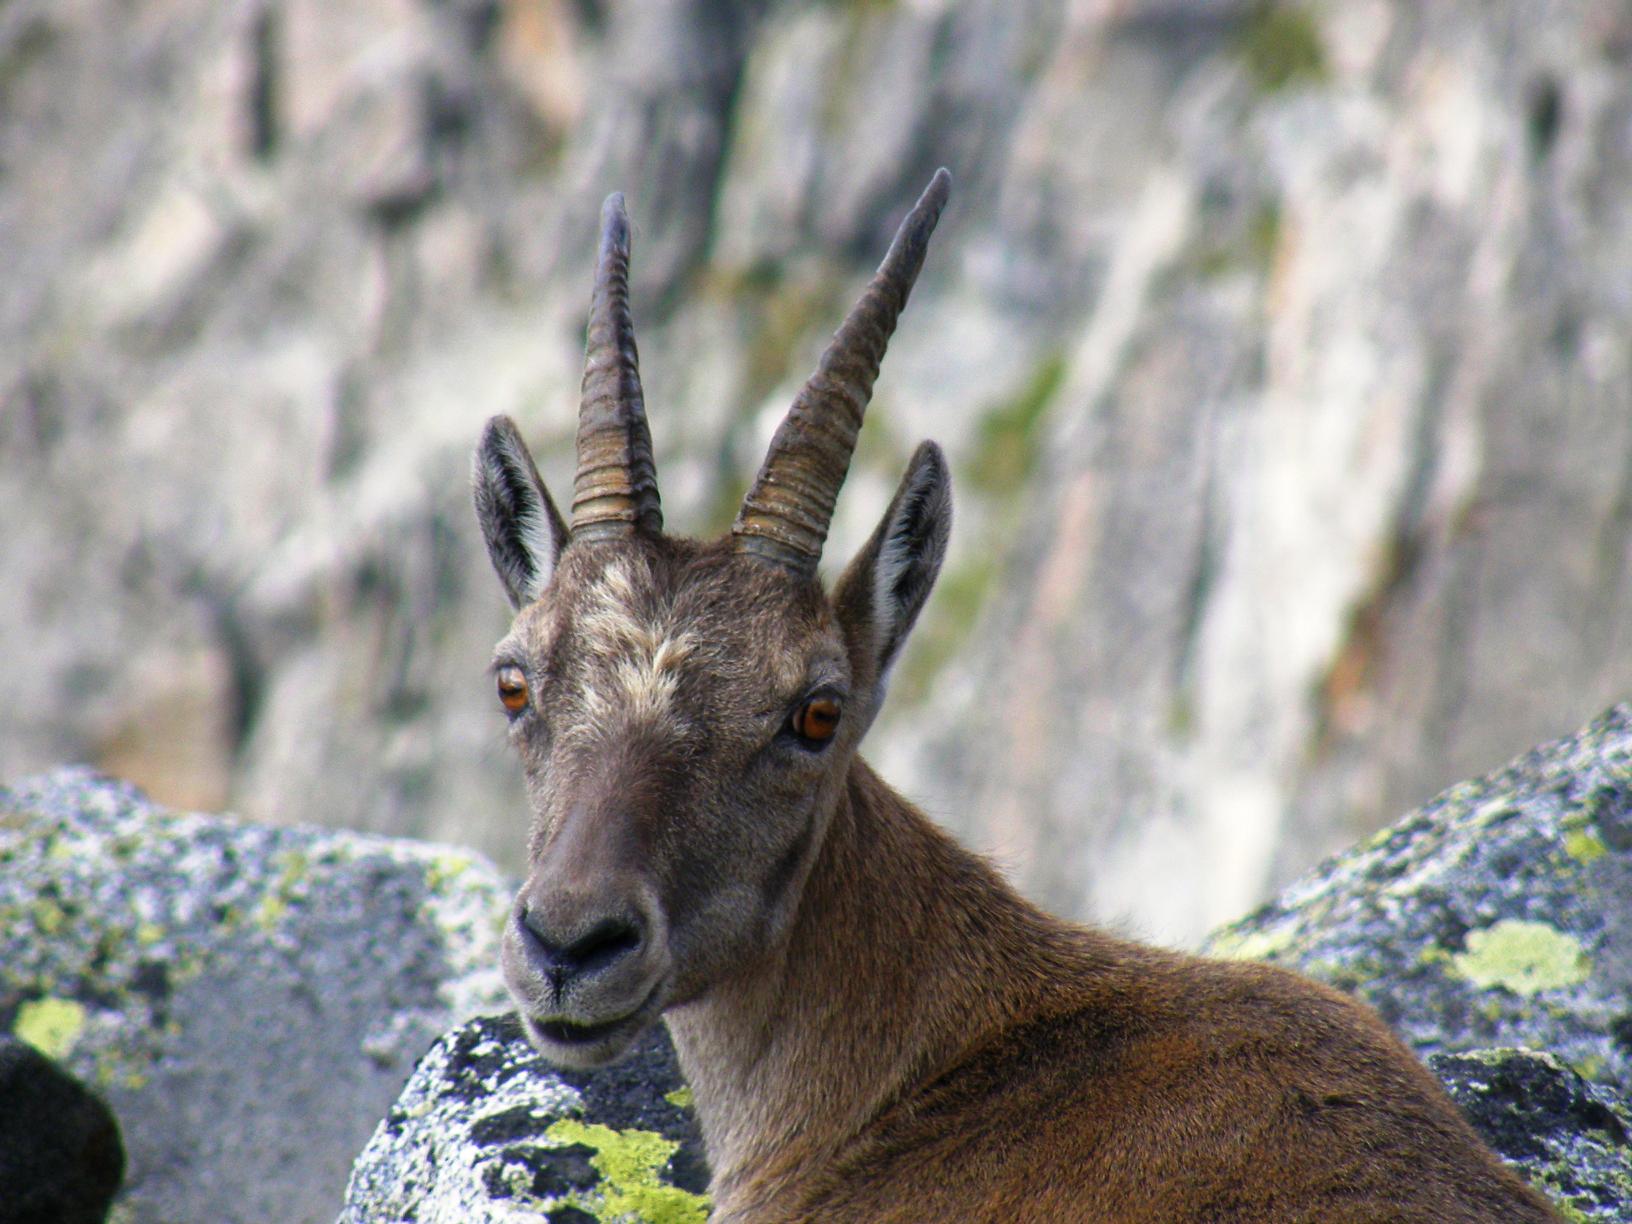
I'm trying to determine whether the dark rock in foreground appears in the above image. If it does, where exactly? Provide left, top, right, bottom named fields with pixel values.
left=0, top=1036, right=125, bottom=1224
left=1432, top=1048, right=1632, bottom=1221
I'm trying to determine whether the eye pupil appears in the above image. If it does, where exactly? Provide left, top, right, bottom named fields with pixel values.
left=795, top=698, right=841, bottom=743
left=496, top=667, right=529, bottom=714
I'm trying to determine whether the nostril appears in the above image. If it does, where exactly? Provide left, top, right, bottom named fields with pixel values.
left=517, top=902, right=552, bottom=950
left=562, top=917, right=642, bottom=976
left=515, top=905, right=642, bottom=981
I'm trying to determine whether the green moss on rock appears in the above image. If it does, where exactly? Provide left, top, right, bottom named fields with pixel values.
left=1238, top=4, right=1328, bottom=93
left=889, top=554, right=998, bottom=709
left=966, top=351, right=1068, bottom=496
left=1, top=768, right=513, bottom=1224
left=1432, top=1048, right=1632, bottom=1221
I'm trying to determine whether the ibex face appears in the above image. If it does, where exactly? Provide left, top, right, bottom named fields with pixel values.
left=474, top=173, right=952, bottom=1069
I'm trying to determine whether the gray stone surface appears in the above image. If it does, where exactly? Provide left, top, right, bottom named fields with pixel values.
left=8, top=0, right=1632, bottom=947
left=339, top=1013, right=707, bottom=1224
left=1206, top=703, right=1632, bottom=1092
left=0, top=768, right=512, bottom=1224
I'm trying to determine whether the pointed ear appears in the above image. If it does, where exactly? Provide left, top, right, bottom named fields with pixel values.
left=836, top=441, right=952, bottom=689
left=472, top=415, right=568, bottom=609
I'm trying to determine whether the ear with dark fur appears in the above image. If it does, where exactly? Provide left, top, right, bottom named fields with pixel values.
left=472, top=415, right=569, bottom=609
left=836, top=441, right=952, bottom=691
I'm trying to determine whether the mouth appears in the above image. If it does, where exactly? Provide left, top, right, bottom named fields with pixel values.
left=538, top=1012, right=639, bottom=1047
left=523, top=986, right=661, bottom=1066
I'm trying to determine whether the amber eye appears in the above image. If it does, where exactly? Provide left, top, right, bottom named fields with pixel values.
left=791, top=697, right=842, bottom=745
left=496, top=666, right=530, bottom=716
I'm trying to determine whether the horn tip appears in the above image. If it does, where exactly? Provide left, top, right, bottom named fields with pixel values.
left=599, top=192, right=631, bottom=253
left=915, top=167, right=952, bottom=224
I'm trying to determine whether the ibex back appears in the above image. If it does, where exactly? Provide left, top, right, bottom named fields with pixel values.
left=471, top=171, right=1559, bottom=1222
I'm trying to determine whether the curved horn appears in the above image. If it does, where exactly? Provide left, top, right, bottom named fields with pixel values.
left=572, top=192, right=662, bottom=541
left=731, top=169, right=951, bottom=572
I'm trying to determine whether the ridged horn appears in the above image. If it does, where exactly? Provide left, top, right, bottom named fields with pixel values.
left=572, top=192, right=662, bottom=541
left=731, top=168, right=951, bottom=572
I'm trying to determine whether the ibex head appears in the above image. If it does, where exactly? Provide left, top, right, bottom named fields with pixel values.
left=472, top=171, right=952, bottom=1069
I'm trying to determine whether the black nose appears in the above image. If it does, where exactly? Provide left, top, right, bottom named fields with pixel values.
left=516, top=906, right=643, bottom=987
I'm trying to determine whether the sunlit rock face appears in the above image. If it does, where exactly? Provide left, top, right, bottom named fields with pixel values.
left=6, top=0, right=1632, bottom=940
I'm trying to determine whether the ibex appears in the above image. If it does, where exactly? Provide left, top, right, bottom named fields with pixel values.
left=472, top=171, right=1560, bottom=1222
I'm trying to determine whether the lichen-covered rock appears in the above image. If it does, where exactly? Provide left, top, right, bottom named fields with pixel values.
left=0, top=768, right=513, bottom=1224
left=0, top=1036, right=125, bottom=1224
left=339, top=1013, right=708, bottom=1224
left=1206, top=703, right=1632, bottom=1091
left=1431, top=1048, right=1632, bottom=1222
left=343, top=1027, right=1629, bottom=1224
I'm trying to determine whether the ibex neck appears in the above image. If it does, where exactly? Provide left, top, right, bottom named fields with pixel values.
left=664, top=759, right=1104, bottom=1219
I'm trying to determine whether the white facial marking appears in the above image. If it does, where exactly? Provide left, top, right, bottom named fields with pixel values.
left=575, top=560, right=697, bottom=736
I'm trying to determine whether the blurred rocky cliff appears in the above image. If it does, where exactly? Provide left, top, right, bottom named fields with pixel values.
left=5, top=0, right=1632, bottom=943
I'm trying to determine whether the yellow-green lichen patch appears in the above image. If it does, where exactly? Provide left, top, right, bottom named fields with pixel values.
left=1187, top=201, right=1283, bottom=281
left=14, top=996, right=87, bottom=1059
left=1563, top=827, right=1607, bottom=866
left=1569, top=1052, right=1607, bottom=1081
left=251, top=849, right=311, bottom=932
left=32, top=897, right=67, bottom=935
left=545, top=1118, right=709, bottom=1224
left=1450, top=920, right=1590, bottom=996
left=663, top=1085, right=694, bottom=1110
left=424, top=852, right=473, bottom=893
left=1208, top=923, right=1299, bottom=962
left=251, top=891, right=289, bottom=931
